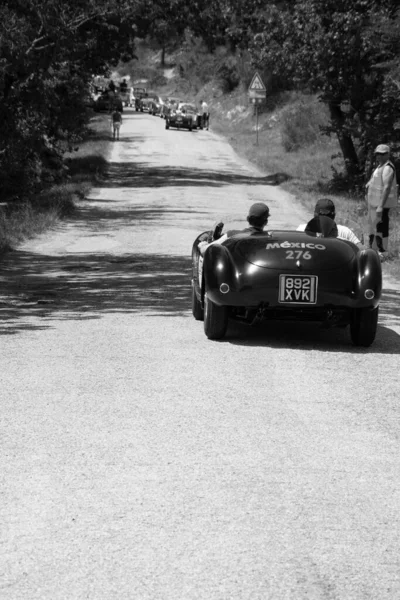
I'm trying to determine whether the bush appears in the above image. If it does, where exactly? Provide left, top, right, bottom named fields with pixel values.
left=215, top=55, right=241, bottom=93
left=281, top=98, right=327, bottom=152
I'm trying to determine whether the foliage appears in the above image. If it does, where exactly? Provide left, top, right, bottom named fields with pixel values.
left=0, top=0, right=137, bottom=202
left=249, top=0, right=400, bottom=183
left=281, top=98, right=327, bottom=152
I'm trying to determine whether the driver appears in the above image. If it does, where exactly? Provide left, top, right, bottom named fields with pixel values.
left=198, top=202, right=270, bottom=255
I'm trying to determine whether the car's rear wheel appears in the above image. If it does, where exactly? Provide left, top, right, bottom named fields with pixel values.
left=350, top=306, right=378, bottom=347
left=191, top=284, right=204, bottom=321
left=165, top=120, right=169, bottom=129
left=204, top=294, right=228, bottom=340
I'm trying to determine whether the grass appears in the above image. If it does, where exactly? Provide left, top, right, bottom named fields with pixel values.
left=209, top=88, right=400, bottom=278
left=0, top=113, right=111, bottom=254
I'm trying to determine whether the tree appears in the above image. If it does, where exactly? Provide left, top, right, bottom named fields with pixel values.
left=250, top=0, right=400, bottom=182
left=0, top=0, right=138, bottom=200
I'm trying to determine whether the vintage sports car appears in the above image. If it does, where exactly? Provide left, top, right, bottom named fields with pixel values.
left=191, top=225, right=382, bottom=346
left=139, top=92, right=160, bottom=112
left=148, top=95, right=164, bottom=115
left=133, top=87, right=147, bottom=111
left=161, top=97, right=181, bottom=118
left=119, top=87, right=134, bottom=107
left=166, top=103, right=197, bottom=131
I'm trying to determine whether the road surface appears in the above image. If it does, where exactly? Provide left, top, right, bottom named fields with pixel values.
left=1, top=110, right=400, bottom=600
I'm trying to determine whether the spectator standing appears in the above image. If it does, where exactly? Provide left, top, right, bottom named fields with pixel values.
left=200, top=99, right=209, bottom=130
left=366, top=144, right=398, bottom=256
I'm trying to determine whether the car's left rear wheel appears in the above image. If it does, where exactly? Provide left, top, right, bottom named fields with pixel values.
left=191, top=284, right=204, bottom=321
left=204, top=294, right=228, bottom=340
left=350, top=306, right=378, bottom=347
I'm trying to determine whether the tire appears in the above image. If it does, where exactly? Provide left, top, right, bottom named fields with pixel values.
left=165, top=120, right=169, bottom=129
left=204, top=294, right=228, bottom=340
left=191, top=284, right=204, bottom=321
left=189, top=125, right=193, bottom=132
left=350, top=306, right=379, bottom=347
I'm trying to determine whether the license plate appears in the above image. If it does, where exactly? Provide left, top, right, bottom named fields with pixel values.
left=279, top=275, right=317, bottom=304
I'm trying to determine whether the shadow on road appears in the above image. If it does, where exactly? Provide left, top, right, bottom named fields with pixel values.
left=102, top=163, right=290, bottom=189
left=0, top=251, right=191, bottom=335
left=70, top=202, right=210, bottom=229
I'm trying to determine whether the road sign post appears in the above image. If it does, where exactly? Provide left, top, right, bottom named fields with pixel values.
left=248, top=72, right=266, bottom=146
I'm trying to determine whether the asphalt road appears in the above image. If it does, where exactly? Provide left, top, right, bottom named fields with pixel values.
left=1, top=109, right=400, bottom=600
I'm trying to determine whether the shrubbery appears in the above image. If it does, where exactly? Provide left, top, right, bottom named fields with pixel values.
left=281, top=98, right=327, bottom=152
left=0, top=0, right=136, bottom=205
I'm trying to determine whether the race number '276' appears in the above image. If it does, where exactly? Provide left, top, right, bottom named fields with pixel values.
left=279, top=275, right=317, bottom=304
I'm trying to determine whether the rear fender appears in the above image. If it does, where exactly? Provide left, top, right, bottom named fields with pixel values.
left=192, top=231, right=212, bottom=299
left=353, top=249, right=382, bottom=307
left=204, top=244, right=236, bottom=305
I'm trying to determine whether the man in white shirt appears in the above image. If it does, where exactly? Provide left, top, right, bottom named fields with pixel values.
left=297, top=198, right=363, bottom=248
left=366, top=144, right=398, bottom=255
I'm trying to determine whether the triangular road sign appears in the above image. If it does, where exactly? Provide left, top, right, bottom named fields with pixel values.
left=249, top=72, right=266, bottom=92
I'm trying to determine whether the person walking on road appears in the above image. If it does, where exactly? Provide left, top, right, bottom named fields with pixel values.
left=366, top=144, right=398, bottom=257
left=111, top=109, right=122, bottom=141
left=200, top=99, right=209, bottom=130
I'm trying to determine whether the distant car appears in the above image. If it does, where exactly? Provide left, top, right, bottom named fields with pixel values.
left=133, top=87, right=147, bottom=111
left=161, top=97, right=181, bottom=118
left=140, top=93, right=160, bottom=113
left=178, top=103, right=199, bottom=128
left=149, top=96, right=165, bottom=116
left=191, top=224, right=382, bottom=346
left=94, top=92, right=123, bottom=113
left=119, top=87, right=134, bottom=107
left=165, top=103, right=197, bottom=131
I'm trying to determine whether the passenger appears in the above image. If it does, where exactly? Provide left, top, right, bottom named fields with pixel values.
left=304, top=215, right=338, bottom=238
left=297, top=198, right=363, bottom=248
left=198, top=202, right=270, bottom=255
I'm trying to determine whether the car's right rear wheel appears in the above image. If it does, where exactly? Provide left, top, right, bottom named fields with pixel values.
left=350, top=306, right=378, bottom=347
left=204, top=294, right=228, bottom=340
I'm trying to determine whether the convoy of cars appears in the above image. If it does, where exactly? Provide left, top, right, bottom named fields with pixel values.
left=88, top=81, right=203, bottom=132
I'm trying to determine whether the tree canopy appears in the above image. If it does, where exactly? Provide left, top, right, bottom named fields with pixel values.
left=249, top=0, right=400, bottom=181
left=0, top=0, right=137, bottom=200
left=0, top=0, right=399, bottom=199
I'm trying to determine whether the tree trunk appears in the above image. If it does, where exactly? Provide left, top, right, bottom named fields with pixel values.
left=161, top=46, right=166, bottom=67
left=328, top=101, right=360, bottom=179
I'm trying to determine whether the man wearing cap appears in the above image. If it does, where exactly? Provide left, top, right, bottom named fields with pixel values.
left=198, top=202, right=270, bottom=255
left=366, top=144, right=398, bottom=256
left=297, top=198, right=363, bottom=248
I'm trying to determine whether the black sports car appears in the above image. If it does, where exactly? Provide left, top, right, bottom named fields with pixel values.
left=191, top=225, right=382, bottom=346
